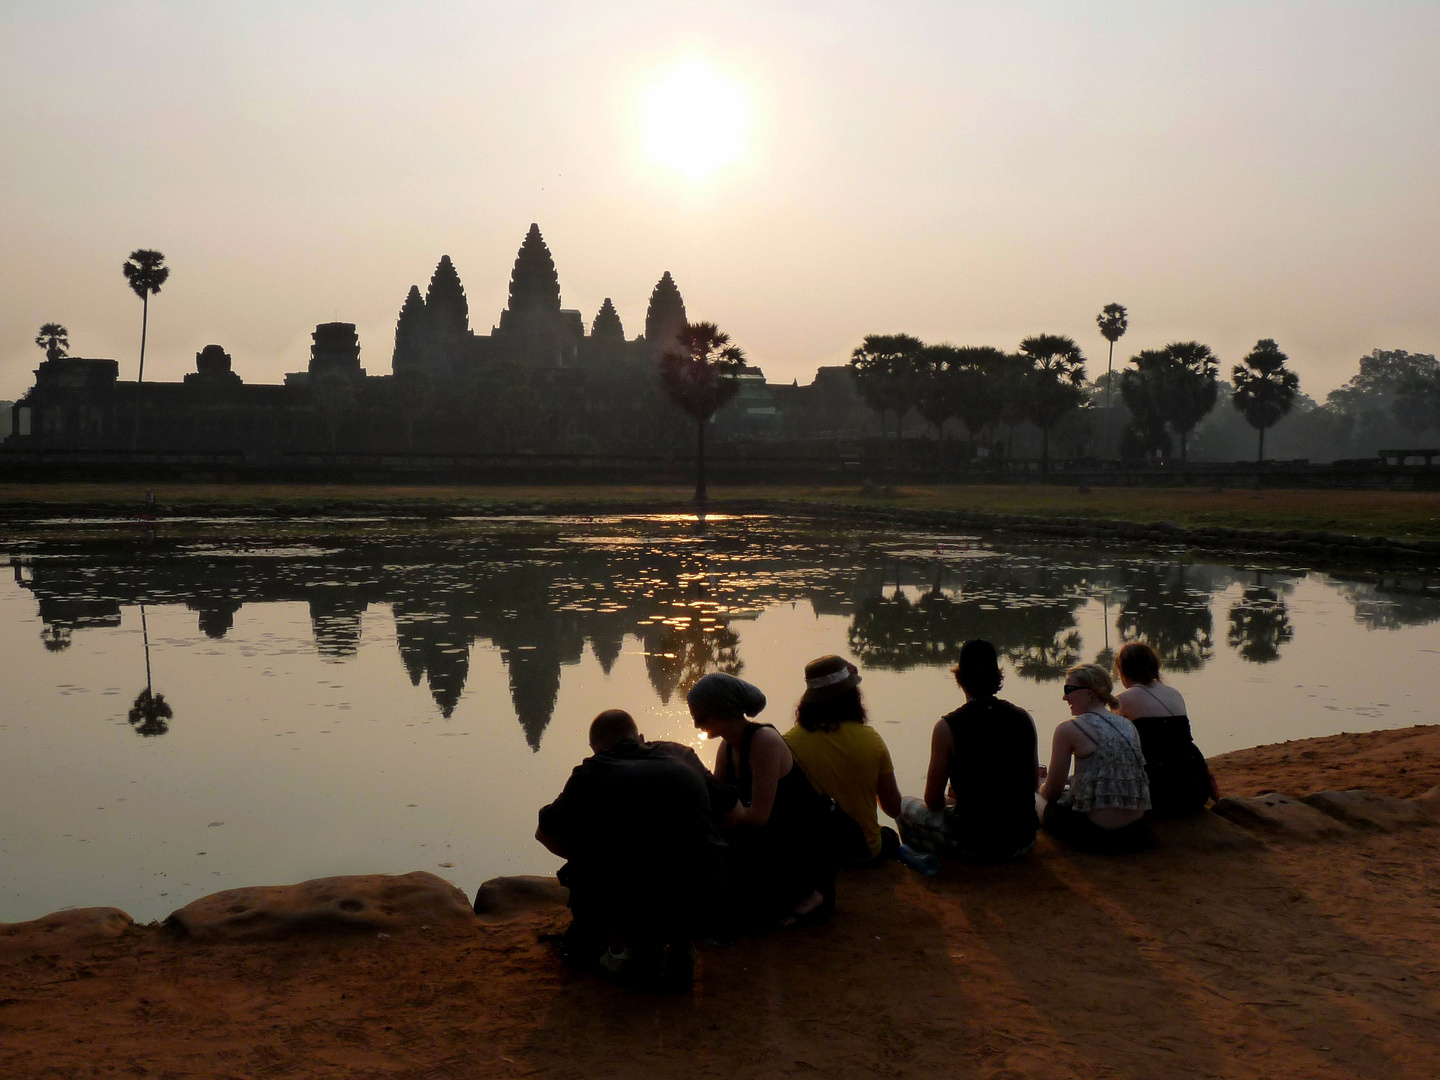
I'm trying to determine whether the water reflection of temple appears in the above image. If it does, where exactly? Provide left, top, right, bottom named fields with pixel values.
left=13, top=527, right=1440, bottom=745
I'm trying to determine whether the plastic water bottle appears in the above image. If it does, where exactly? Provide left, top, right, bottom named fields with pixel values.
left=897, top=844, right=940, bottom=876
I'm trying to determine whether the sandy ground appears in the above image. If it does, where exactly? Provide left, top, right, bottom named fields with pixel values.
left=2, top=727, right=1438, bottom=1080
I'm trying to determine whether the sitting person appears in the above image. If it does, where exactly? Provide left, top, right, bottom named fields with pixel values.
left=782, top=655, right=902, bottom=865
left=897, top=639, right=1039, bottom=862
left=1113, top=642, right=1217, bottom=816
left=1037, top=664, right=1152, bottom=852
left=688, top=672, right=835, bottom=928
left=535, top=709, right=729, bottom=987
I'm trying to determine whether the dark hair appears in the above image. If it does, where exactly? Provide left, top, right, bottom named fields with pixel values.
left=795, top=687, right=867, bottom=732
left=1115, top=642, right=1162, bottom=685
left=588, top=709, right=639, bottom=752
left=953, top=639, right=1002, bottom=697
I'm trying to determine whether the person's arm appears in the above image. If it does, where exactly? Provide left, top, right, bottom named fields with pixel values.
left=1039, top=722, right=1075, bottom=802
left=534, top=826, right=570, bottom=859
left=923, top=719, right=954, bottom=812
left=734, top=727, right=789, bottom=827
left=877, top=770, right=903, bottom=819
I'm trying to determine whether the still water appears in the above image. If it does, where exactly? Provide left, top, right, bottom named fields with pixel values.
left=3, top=514, right=1439, bottom=922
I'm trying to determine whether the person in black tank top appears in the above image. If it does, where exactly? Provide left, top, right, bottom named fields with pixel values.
left=1113, top=642, right=1215, bottom=817
left=688, top=674, right=834, bottom=928
left=898, top=639, right=1040, bottom=862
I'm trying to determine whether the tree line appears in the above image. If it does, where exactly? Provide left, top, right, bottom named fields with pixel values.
left=843, top=305, right=1343, bottom=466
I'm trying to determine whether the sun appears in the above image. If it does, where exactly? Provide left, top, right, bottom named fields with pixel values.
left=639, top=60, right=752, bottom=184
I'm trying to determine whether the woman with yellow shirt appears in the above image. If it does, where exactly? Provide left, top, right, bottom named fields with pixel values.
left=782, top=655, right=903, bottom=863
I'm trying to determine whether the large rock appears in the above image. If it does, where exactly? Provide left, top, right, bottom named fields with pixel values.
left=472, top=875, right=569, bottom=922
left=163, top=871, right=474, bottom=942
left=1300, top=789, right=1436, bottom=832
left=0, top=907, right=134, bottom=956
left=1148, top=810, right=1264, bottom=851
left=1213, top=793, right=1355, bottom=841
left=1412, top=785, right=1440, bottom=823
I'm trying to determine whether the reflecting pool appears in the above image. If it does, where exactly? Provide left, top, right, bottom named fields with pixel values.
left=3, top=514, right=1439, bottom=922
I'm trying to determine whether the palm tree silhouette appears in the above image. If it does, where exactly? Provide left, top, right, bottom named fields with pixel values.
left=1096, top=303, right=1128, bottom=451
left=127, top=604, right=173, bottom=737
left=660, top=321, right=746, bottom=504
left=1018, top=334, right=1087, bottom=474
left=122, top=249, right=170, bottom=449
left=1231, top=339, right=1299, bottom=463
left=35, top=323, right=70, bottom=362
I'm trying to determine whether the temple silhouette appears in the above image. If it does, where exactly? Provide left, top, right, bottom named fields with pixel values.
left=6, top=225, right=872, bottom=455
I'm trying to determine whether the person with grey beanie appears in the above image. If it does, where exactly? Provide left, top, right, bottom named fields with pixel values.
left=687, top=673, right=835, bottom=928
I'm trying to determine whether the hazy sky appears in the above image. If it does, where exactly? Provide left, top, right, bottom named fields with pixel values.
left=2, top=1, right=1437, bottom=403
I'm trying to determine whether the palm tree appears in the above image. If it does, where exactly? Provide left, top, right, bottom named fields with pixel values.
left=35, top=323, right=69, bottom=361
left=1231, top=339, right=1299, bottom=463
left=1118, top=349, right=1174, bottom=462
left=915, top=344, right=962, bottom=445
left=122, top=249, right=170, bottom=448
left=660, top=321, right=747, bottom=504
left=128, top=603, right=173, bottom=737
left=1096, top=303, right=1128, bottom=449
left=1018, top=334, right=1088, bottom=474
left=949, top=346, right=1008, bottom=460
left=1158, top=341, right=1219, bottom=461
left=847, top=334, right=924, bottom=439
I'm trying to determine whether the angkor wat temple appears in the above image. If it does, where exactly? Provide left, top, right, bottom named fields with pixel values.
left=6, top=224, right=870, bottom=457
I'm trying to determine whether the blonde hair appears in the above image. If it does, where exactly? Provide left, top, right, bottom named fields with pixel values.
left=1065, top=663, right=1119, bottom=710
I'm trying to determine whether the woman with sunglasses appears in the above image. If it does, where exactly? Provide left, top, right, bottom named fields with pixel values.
left=1036, top=663, right=1151, bottom=852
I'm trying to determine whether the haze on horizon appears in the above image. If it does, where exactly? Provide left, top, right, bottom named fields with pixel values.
left=2, top=0, right=1437, bottom=404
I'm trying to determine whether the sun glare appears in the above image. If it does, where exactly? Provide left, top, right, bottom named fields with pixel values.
left=639, top=60, right=752, bottom=183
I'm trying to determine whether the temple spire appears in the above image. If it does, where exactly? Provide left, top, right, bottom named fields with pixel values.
left=392, top=285, right=426, bottom=372
left=424, top=256, right=469, bottom=338
left=591, top=298, right=624, bottom=341
left=499, top=224, right=562, bottom=333
left=644, top=271, right=687, bottom=357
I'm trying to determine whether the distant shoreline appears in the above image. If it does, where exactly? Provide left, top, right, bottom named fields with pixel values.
left=2, top=482, right=1439, bottom=562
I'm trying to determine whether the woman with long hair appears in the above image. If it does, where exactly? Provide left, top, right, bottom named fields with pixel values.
left=783, top=655, right=902, bottom=864
left=1037, top=663, right=1151, bottom=852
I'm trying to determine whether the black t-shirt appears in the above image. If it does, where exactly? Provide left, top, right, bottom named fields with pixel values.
left=537, top=739, right=726, bottom=932
left=944, top=697, right=1038, bottom=857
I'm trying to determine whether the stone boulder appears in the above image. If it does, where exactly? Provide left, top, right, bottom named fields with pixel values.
left=163, top=871, right=475, bottom=942
left=1300, top=789, right=1436, bottom=832
left=0, top=907, right=134, bottom=956
left=1148, top=810, right=1264, bottom=852
left=1213, top=793, right=1355, bottom=841
left=1412, top=785, right=1440, bottom=823
left=472, top=875, right=569, bottom=923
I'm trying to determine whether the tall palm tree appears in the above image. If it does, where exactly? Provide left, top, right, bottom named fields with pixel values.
left=660, top=321, right=746, bottom=504
left=122, top=248, right=170, bottom=448
left=1158, top=341, right=1220, bottom=462
left=128, top=603, right=173, bottom=737
left=34, top=323, right=69, bottom=361
left=1096, top=303, right=1128, bottom=447
left=1018, top=334, right=1088, bottom=474
left=1232, top=339, right=1299, bottom=463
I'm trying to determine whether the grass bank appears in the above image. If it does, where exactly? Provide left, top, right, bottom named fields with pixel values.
left=2, top=481, right=1439, bottom=550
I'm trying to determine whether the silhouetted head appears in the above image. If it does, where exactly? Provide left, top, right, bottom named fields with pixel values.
left=588, top=709, right=639, bottom=753
left=795, top=655, right=866, bottom=732
left=1114, top=641, right=1162, bottom=686
left=687, top=673, right=766, bottom=736
left=953, top=639, right=1003, bottom=698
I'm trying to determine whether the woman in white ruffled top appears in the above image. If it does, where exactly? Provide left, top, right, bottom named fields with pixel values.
left=1036, top=663, right=1152, bottom=852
